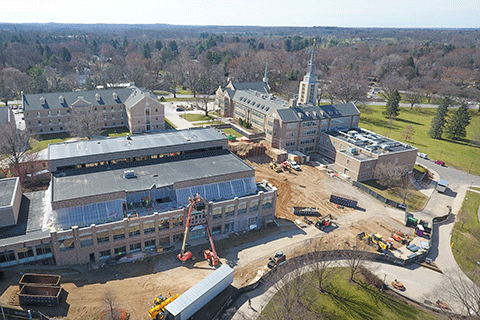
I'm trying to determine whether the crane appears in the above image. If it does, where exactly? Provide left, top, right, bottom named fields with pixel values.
left=203, top=218, right=219, bottom=266
left=177, top=194, right=206, bottom=262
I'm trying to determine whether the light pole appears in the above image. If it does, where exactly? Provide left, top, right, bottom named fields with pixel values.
left=383, top=273, right=388, bottom=291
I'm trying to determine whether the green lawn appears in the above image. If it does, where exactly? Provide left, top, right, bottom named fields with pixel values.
left=163, top=97, right=196, bottom=102
left=360, top=179, right=428, bottom=211
left=181, top=114, right=215, bottom=122
left=176, top=86, right=193, bottom=95
left=262, top=267, right=440, bottom=320
left=30, top=132, right=71, bottom=150
left=102, top=127, right=130, bottom=137
left=451, top=190, right=480, bottom=285
left=165, top=118, right=177, bottom=129
left=153, top=90, right=170, bottom=95
left=359, top=105, right=480, bottom=176
left=221, top=128, right=243, bottom=137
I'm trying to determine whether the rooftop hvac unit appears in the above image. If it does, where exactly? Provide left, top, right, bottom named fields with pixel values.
left=124, top=170, right=135, bottom=179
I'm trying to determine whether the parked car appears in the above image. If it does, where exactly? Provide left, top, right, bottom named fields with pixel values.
left=287, top=160, right=301, bottom=171
left=434, top=160, right=445, bottom=166
left=176, top=107, right=185, bottom=112
left=417, top=152, right=428, bottom=159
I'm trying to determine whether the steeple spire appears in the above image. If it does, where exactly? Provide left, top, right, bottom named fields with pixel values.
left=297, top=41, right=319, bottom=106
left=306, top=40, right=316, bottom=79
left=262, top=63, right=270, bottom=91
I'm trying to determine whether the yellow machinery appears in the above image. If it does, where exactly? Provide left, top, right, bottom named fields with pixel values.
left=148, top=293, right=180, bottom=319
left=269, top=161, right=282, bottom=172
left=358, top=232, right=392, bottom=251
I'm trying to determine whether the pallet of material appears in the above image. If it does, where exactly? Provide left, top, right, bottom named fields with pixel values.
left=292, top=206, right=321, bottom=217
left=19, top=273, right=61, bottom=289
left=329, top=193, right=358, bottom=208
left=19, top=285, right=61, bottom=307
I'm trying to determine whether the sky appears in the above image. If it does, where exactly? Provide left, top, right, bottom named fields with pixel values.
left=1, top=0, right=480, bottom=28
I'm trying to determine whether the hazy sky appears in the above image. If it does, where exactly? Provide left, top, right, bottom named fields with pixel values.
left=2, top=0, right=480, bottom=28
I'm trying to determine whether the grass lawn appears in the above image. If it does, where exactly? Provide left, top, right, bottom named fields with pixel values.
left=181, top=114, right=215, bottom=122
left=221, top=128, right=243, bottom=137
left=176, top=86, right=193, bottom=95
left=30, top=132, right=70, bottom=150
left=451, top=190, right=480, bottom=285
left=153, top=90, right=169, bottom=95
left=360, top=179, right=428, bottom=211
left=359, top=105, right=480, bottom=176
left=262, top=267, right=440, bottom=320
left=164, top=97, right=196, bottom=102
left=102, top=127, right=130, bottom=137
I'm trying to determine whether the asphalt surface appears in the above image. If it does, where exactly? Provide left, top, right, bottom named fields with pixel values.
left=232, top=159, right=480, bottom=319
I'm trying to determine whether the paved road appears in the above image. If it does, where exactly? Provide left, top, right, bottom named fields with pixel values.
left=231, top=157, right=480, bottom=318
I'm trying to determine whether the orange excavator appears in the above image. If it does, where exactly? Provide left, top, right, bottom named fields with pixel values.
left=203, top=219, right=219, bottom=266
left=177, top=194, right=206, bottom=262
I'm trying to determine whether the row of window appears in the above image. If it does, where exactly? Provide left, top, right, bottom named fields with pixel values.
left=0, top=243, right=52, bottom=267
left=302, top=121, right=318, bottom=127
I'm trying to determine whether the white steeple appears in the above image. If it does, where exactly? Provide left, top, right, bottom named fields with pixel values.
left=297, top=41, right=319, bottom=106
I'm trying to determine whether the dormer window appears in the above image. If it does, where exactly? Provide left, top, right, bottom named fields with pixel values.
left=95, top=93, right=101, bottom=102
left=59, top=96, right=65, bottom=104
left=40, top=97, right=46, bottom=105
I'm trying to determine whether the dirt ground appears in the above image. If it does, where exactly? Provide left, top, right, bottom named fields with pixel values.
left=0, top=154, right=404, bottom=320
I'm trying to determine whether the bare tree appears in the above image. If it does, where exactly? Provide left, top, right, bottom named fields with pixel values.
left=0, top=124, right=34, bottom=171
left=66, top=107, right=103, bottom=139
left=404, top=90, right=422, bottom=109
left=194, top=95, right=212, bottom=116
left=374, top=162, right=404, bottom=189
left=342, top=238, right=369, bottom=282
left=103, top=290, right=120, bottom=320
left=328, top=67, right=369, bottom=104
left=395, top=174, right=415, bottom=205
left=308, top=240, right=336, bottom=292
left=401, top=125, right=415, bottom=142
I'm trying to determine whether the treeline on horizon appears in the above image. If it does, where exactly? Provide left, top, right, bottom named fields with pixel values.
left=0, top=23, right=479, bottom=108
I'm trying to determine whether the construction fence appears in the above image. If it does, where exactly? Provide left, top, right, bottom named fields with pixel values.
left=352, top=181, right=406, bottom=210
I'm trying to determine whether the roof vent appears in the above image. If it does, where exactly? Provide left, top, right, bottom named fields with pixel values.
left=124, top=170, right=135, bottom=179
left=126, top=133, right=132, bottom=140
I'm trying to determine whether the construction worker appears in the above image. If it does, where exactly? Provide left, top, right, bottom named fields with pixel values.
left=248, top=299, right=252, bottom=308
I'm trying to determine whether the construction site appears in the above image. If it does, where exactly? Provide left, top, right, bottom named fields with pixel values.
left=0, top=142, right=436, bottom=319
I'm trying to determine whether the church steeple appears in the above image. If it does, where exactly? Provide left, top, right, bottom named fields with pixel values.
left=297, top=42, right=319, bottom=106
left=262, top=63, right=270, bottom=90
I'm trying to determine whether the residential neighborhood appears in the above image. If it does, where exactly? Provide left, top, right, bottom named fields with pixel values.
left=1, top=3, right=480, bottom=320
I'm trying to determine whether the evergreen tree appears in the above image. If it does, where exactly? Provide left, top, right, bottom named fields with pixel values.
left=60, top=47, right=71, bottom=62
left=385, top=89, right=401, bottom=118
left=154, top=40, right=163, bottom=51
left=445, top=104, right=471, bottom=139
left=142, top=43, right=152, bottom=59
left=428, top=97, right=451, bottom=139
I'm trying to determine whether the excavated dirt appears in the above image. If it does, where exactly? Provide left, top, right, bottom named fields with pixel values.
left=0, top=154, right=401, bottom=320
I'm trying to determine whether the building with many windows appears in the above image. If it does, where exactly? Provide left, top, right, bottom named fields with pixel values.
left=216, top=47, right=417, bottom=181
left=0, top=128, right=277, bottom=267
left=22, top=85, right=164, bottom=135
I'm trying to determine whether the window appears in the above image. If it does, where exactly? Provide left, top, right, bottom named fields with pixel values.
left=224, top=222, right=234, bottom=232
left=99, top=249, right=111, bottom=260
left=267, top=120, right=273, bottom=126
left=225, top=205, right=235, bottom=217
left=212, top=226, right=221, bottom=234
left=114, top=246, right=126, bottom=257
left=17, top=247, right=35, bottom=263
left=304, top=146, right=314, bottom=152
left=266, top=129, right=272, bottom=135
left=143, top=220, right=155, bottom=234
left=300, top=139, right=315, bottom=145
left=97, top=229, right=109, bottom=244
left=172, top=215, right=183, bottom=228
left=145, top=239, right=156, bottom=249
left=112, top=227, right=125, bottom=241
left=213, top=207, right=223, bottom=220
left=286, top=123, right=298, bottom=130
left=35, top=243, right=52, bottom=259
left=250, top=200, right=259, bottom=212
left=238, top=202, right=247, bottom=215
left=159, top=218, right=169, bottom=230
left=286, top=131, right=297, bottom=138
left=302, top=121, right=318, bottom=127
left=0, top=250, right=16, bottom=267
left=79, top=232, right=93, bottom=247
left=129, top=224, right=140, bottom=237
left=366, top=163, right=371, bottom=169
left=58, top=235, right=75, bottom=252
left=262, top=197, right=273, bottom=209
left=130, top=243, right=142, bottom=253
left=302, top=129, right=316, bottom=136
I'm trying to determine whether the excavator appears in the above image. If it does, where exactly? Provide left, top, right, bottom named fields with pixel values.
left=148, top=292, right=180, bottom=319
left=177, top=194, right=205, bottom=262
left=315, top=214, right=333, bottom=230
left=203, top=219, right=219, bottom=266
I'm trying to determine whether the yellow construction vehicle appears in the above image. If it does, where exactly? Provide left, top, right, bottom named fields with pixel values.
left=357, top=232, right=392, bottom=251
left=269, top=161, right=282, bottom=173
left=148, top=292, right=180, bottom=319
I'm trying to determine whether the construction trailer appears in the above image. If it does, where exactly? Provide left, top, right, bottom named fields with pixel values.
left=329, top=193, right=358, bottom=208
left=164, top=265, right=234, bottom=320
left=19, top=285, right=61, bottom=307
left=19, top=273, right=61, bottom=289
left=436, top=179, right=449, bottom=193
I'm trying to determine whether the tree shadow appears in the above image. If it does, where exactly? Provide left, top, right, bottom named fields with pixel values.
left=395, top=118, right=424, bottom=126
left=360, top=118, right=401, bottom=130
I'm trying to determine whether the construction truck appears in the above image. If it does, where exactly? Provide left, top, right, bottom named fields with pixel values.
left=315, top=214, right=333, bottom=230
left=203, top=219, right=219, bottom=266
left=149, top=292, right=180, bottom=319
left=267, top=251, right=286, bottom=269
left=357, top=232, right=392, bottom=252
left=178, top=194, right=208, bottom=262
left=269, top=161, right=282, bottom=172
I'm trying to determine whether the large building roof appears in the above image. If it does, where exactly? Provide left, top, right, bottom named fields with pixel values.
left=230, top=81, right=269, bottom=93
left=22, top=87, right=135, bottom=111
left=0, top=178, right=18, bottom=207
left=48, top=127, right=226, bottom=162
left=274, top=103, right=360, bottom=122
left=51, top=152, right=254, bottom=203
left=232, top=89, right=289, bottom=115
left=0, top=107, right=12, bottom=125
